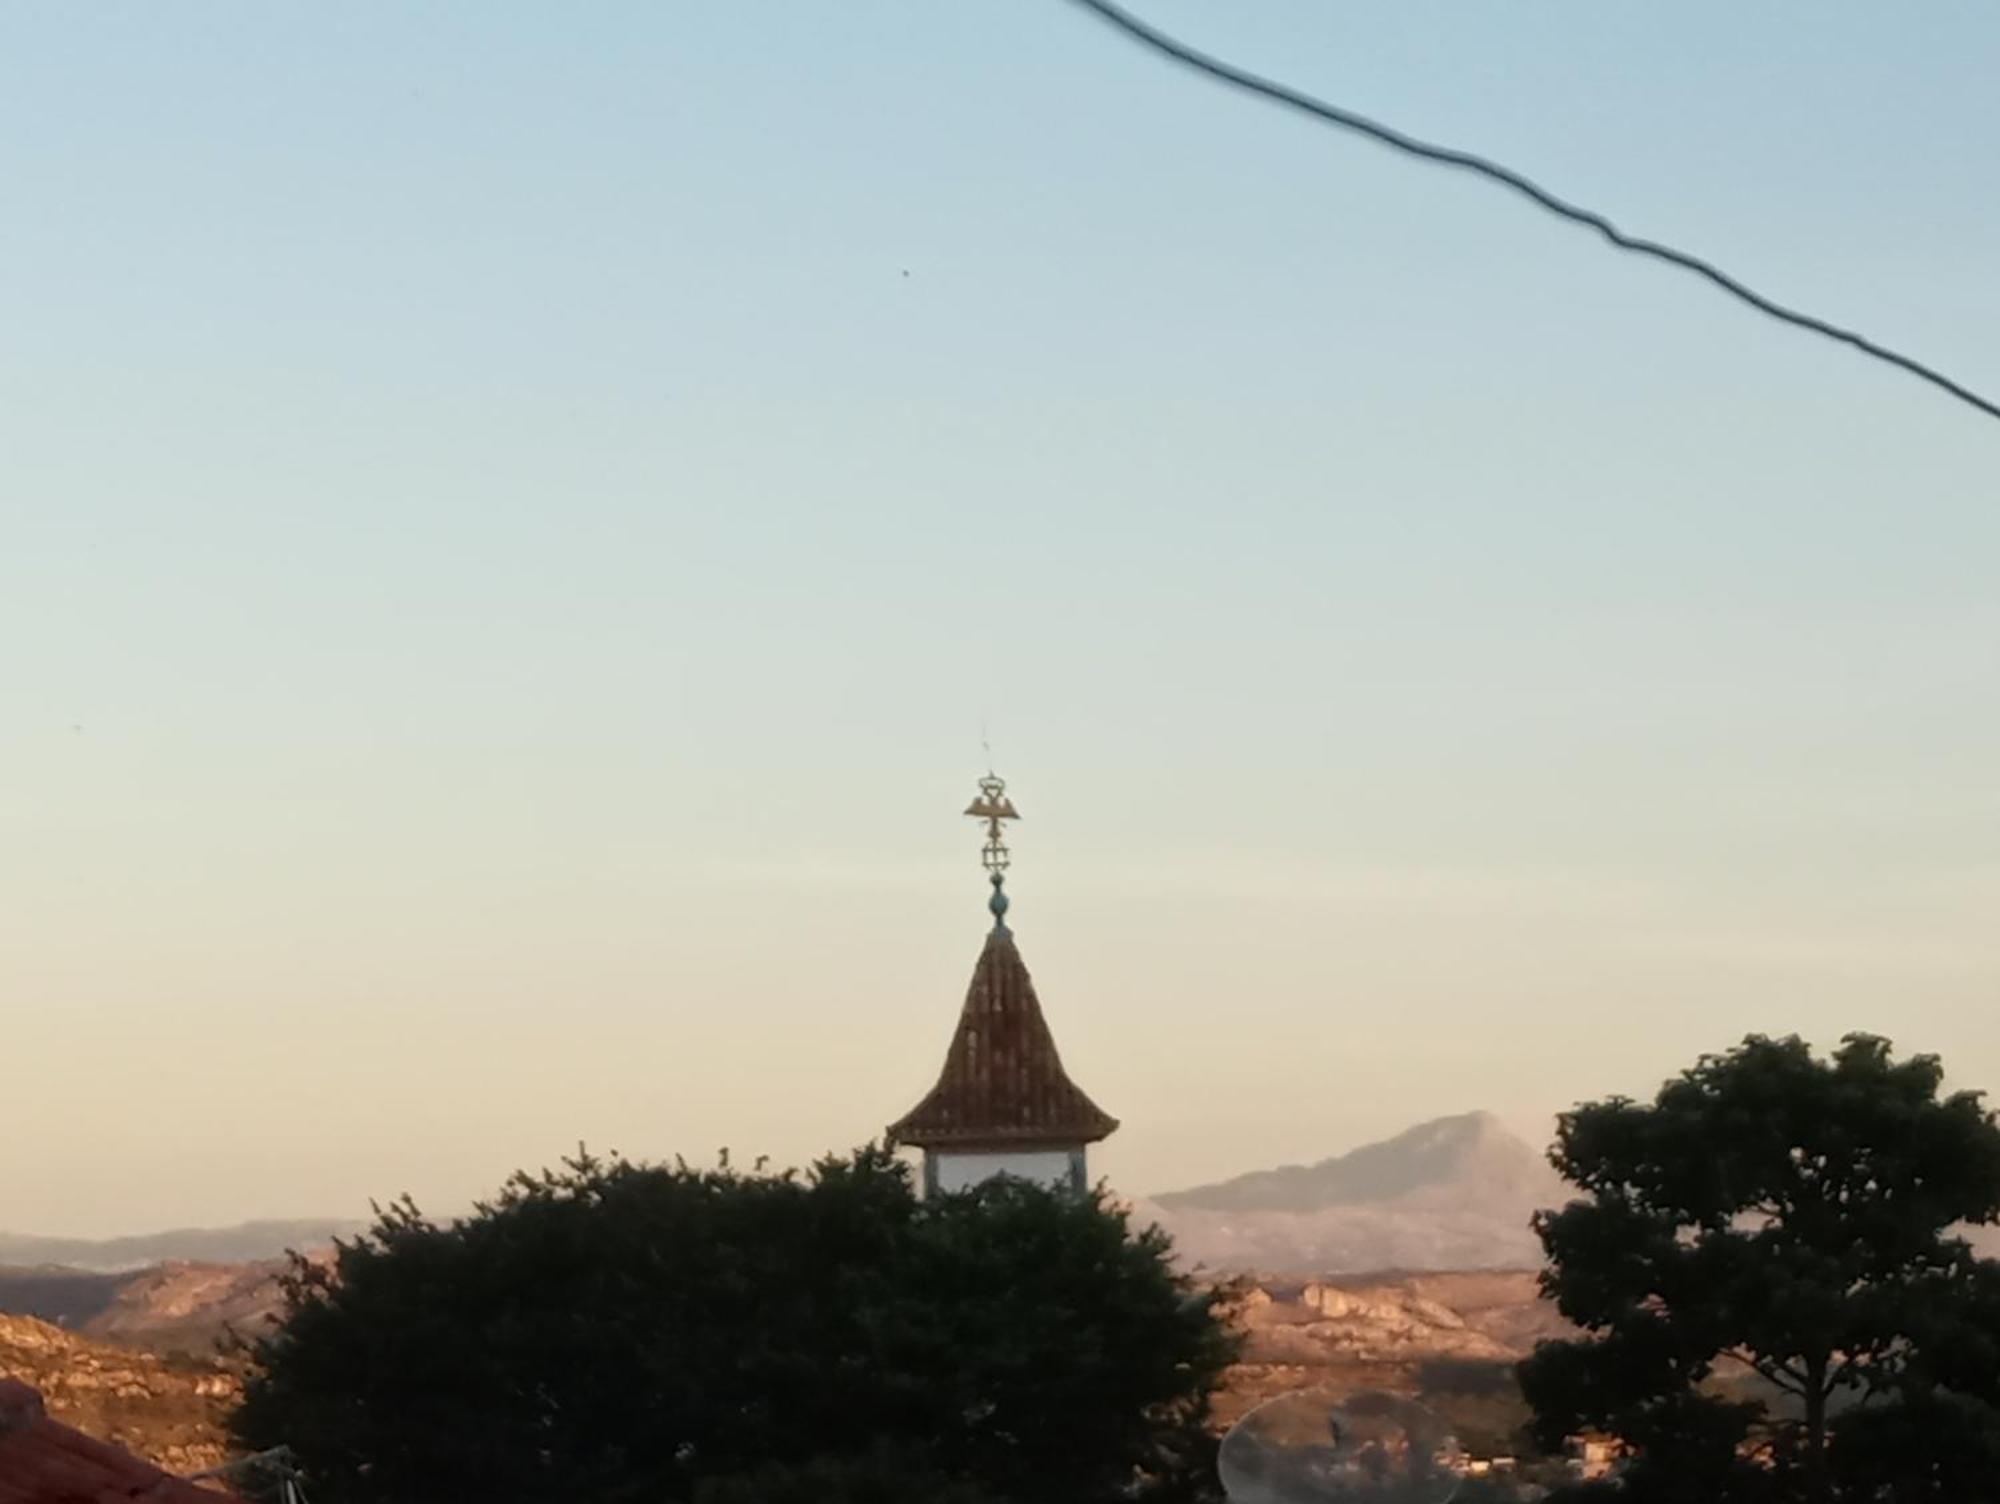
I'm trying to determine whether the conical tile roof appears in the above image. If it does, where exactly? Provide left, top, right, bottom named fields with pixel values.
left=888, top=927, right=1118, bottom=1150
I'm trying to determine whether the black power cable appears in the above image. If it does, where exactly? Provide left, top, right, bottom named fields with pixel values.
left=1061, top=0, right=2000, bottom=426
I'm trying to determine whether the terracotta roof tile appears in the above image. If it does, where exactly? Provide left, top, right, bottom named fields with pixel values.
left=0, top=1381, right=233, bottom=1504
left=887, top=928, right=1118, bottom=1150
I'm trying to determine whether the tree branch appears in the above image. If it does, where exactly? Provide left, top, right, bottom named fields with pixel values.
left=1720, top=1347, right=1808, bottom=1398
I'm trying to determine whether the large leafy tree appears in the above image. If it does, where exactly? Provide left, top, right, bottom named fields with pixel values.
left=1520, top=1034, right=2000, bottom=1503
left=231, top=1147, right=1234, bottom=1504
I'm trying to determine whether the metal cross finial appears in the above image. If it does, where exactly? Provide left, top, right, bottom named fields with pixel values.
left=963, top=772, right=1020, bottom=933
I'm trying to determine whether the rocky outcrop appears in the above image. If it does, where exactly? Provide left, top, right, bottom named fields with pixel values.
left=1235, top=1272, right=1566, bottom=1364
left=1216, top=1270, right=1571, bottom=1432
left=0, top=1313, right=237, bottom=1475
left=86, top=1261, right=291, bottom=1355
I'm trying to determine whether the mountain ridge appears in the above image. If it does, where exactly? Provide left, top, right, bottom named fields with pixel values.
left=0, top=1218, right=362, bottom=1272
left=1142, top=1111, right=1568, bottom=1274
left=1154, top=1110, right=1555, bottom=1215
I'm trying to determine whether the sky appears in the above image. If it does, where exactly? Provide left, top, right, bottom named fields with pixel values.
left=2, top=2, right=1995, bottom=1238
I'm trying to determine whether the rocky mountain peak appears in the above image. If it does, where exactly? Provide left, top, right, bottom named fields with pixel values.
left=1142, top=1112, right=1569, bottom=1275
left=1153, top=1111, right=1559, bottom=1217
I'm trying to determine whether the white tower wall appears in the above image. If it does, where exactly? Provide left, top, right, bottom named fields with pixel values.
left=929, top=1147, right=1087, bottom=1195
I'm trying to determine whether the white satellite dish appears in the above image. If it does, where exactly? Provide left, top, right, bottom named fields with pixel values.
left=1218, top=1388, right=1463, bottom=1504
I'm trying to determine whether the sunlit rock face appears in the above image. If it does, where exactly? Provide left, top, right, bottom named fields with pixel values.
left=0, top=1312, right=238, bottom=1474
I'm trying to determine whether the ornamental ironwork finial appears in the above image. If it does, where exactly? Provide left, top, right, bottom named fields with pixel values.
left=963, top=772, right=1020, bottom=934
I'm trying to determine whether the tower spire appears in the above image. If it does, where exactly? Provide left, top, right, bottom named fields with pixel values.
left=890, top=770, right=1118, bottom=1194
left=963, top=771, right=1020, bottom=935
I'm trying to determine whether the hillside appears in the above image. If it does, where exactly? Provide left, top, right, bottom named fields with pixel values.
left=0, top=1312, right=237, bottom=1474
left=89, top=1261, right=292, bottom=1355
left=0, top=1260, right=290, bottom=1358
left=1216, top=1269, right=1572, bottom=1440
left=0, top=1266, right=1562, bottom=1472
left=1143, top=1112, right=1569, bottom=1274
left=0, top=1198, right=1574, bottom=1473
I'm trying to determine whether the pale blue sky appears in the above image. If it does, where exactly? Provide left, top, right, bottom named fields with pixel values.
left=3, top=3, right=1995, bottom=1235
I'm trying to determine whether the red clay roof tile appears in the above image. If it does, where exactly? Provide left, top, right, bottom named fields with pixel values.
left=887, top=928, right=1117, bottom=1151
left=0, top=1381, right=233, bottom=1504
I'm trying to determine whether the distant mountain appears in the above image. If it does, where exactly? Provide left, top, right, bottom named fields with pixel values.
left=1156, top=1111, right=1558, bottom=1215
left=0, top=1219, right=361, bottom=1273
left=0, top=1257, right=295, bottom=1358
left=1140, top=1112, right=1569, bottom=1275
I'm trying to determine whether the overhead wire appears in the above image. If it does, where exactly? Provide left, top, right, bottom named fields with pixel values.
left=1059, top=0, right=2000, bottom=426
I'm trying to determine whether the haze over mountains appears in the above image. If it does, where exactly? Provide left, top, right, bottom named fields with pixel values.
left=0, top=1116, right=1570, bottom=1477
left=0, top=1219, right=361, bottom=1273
left=0, top=1115, right=1560, bottom=1290
left=1141, top=1111, right=1568, bottom=1273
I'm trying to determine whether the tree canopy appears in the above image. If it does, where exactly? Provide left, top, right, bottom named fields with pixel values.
left=1520, top=1033, right=2000, bottom=1503
left=230, top=1147, right=1235, bottom=1504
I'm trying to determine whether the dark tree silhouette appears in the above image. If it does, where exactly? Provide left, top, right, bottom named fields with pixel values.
left=1520, top=1034, right=2000, bottom=1503
left=689, top=1444, right=1004, bottom=1504
left=230, top=1147, right=1234, bottom=1504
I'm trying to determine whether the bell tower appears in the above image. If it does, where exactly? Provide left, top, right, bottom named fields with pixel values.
left=886, top=773, right=1119, bottom=1194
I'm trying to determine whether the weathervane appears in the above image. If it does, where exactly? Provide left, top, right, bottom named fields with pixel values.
left=963, top=771, right=1020, bottom=933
